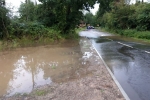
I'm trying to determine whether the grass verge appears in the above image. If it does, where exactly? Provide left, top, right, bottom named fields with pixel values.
left=0, top=28, right=80, bottom=51
left=98, top=27, right=150, bottom=43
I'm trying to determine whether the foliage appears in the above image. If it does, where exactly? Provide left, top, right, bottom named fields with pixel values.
left=97, top=0, right=114, bottom=17
left=96, top=1, right=150, bottom=40
left=99, top=2, right=150, bottom=30
left=83, top=12, right=97, bottom=26
left=0, top=0, right=10, bottom=39
left=38, top=0, right=96, bottom=34
left=1, top=21, right=65, bottom=49
left=101, top=27, right=150, bottom=40
left=35, top=4, right=57, bottom=27
left=134, top=3, right=150, bottom=31
left=19, top=0, right=37, bottom=22
left=102, top=3, right=135, bottom=29
left=75, top=27, right=85, bottom=34
left=7, top=21, right=64, bottom=41
left=119, top=29, right=150, bottom=40
left=17, top=0, right=98, bottom=34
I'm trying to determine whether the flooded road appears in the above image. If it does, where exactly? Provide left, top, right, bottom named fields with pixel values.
left=1, top=29, right=150, bottom=100
left=0, top=40, right=93, bottom=97
left=79, top=29, right=150, bottom=100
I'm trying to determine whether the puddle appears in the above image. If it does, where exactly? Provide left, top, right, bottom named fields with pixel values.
left=0, top=39, right=93, bottom=97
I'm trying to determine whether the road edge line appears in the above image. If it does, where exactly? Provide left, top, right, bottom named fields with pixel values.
left=118, top=42, right=133, bottom=48
left=92, top=44, right=130, bottom=100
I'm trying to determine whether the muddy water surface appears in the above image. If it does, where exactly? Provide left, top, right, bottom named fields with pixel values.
left=0, top=40, right=91, bottom=97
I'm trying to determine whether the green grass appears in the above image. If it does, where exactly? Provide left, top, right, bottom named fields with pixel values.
left=0, top=28, right=81, bottom=51
left=0, top=25, right=89, bottom=51
left=51, top=65, right=56, bottom=69
left=35, top=90, right=47, bottom=96
left=75, top=27, right=86, bottom=33
left=99, top=27, right=150, bottom=42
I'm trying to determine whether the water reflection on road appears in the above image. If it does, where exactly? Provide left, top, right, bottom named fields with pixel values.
left=79, top=29, right=150, bottom=100
left=90, top=32, right=150, bottom=100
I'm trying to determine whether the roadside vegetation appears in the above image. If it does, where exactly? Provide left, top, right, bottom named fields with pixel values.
left=0, top=0, right=96, bottom=50
left=96, top=0, right=150, bottom=41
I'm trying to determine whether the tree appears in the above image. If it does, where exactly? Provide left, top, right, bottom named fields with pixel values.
left=35, top=3, right=57, bottom=27
left=38, top=0, right=96, bottom=34
left=97, top=0, right=114, bottom=17
left=0, top=0, right=10, bottom=39
left=19, top=0, right=36, bottom=22
left=84, top=13, right=97, bottom=26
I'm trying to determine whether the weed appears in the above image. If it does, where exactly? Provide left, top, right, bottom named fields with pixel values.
left=35, top=90, right=46, bottom=96
left=51, top=65, right=56, bottom=69
left=75, top=27, right=85, bottom=33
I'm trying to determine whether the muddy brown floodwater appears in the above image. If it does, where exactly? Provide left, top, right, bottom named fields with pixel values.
left=0, top=38, right=125, bottom=100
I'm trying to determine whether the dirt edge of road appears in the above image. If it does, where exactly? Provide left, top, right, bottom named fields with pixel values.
left=2, top=37, right=126, bottom=100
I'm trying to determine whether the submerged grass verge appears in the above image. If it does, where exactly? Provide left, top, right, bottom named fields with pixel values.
left=0, top=28, right=80, bottom=51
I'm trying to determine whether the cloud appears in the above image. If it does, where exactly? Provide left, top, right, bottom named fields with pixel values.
left=6, top=0, right=24, bottom=8
left=90, top=3, right=99, bottom=15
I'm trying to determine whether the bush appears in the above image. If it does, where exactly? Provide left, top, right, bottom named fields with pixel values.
left=99, top=2, right=150, bottom=41
left=7, top=22, right=48, bottom=39
left=0, top=5, right=10, bottom=39
left=122, top=29, right=137, bottom=37
left=134, top=3, right=150, bottom=31
left=100, top=2, right=150, bottom=31
left=136, top=31, right=150, bottom=39
left=101, top=3, right=136, bottom=30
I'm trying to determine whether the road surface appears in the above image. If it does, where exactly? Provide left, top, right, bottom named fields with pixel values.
left=79, top=29, right=150, bottom=100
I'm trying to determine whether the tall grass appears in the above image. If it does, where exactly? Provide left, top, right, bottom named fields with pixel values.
left=0, top=22, right=80, bottom=50
left=100, top=27, right=150, bottom=42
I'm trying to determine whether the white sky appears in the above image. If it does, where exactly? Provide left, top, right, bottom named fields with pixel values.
left=6, top=0, right=24, bottom=8
left=90, top=3, right=99, bottom=15
left=7, top=0, right=150, bottom=15
left=130, top=0, right=149, bottom=4
left=6, top=0, right=99, bottom=15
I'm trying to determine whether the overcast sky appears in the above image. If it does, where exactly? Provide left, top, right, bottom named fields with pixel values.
left=6, top=0, right=99, bottom=15
left=90, top=3, right=99, bottom=15
left=130, top=0, right=149, bottom=3
left=6, top=0, right=150, bottom=16
left=6, top=0, right=25, bottom=9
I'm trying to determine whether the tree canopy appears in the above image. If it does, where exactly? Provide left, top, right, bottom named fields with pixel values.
left=37, top=0, right=97, bottom=33
left=0, top=0, right=10, bottom=38
left=19, top=0, right=36, bottom=22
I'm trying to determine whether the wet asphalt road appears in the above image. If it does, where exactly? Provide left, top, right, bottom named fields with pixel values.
left=79, top=29, right=150, bottom=100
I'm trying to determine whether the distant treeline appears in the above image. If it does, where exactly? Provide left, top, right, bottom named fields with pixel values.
left=96, top=1, right=150, bottom=40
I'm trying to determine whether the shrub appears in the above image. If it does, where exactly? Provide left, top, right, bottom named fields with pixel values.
left=136, top=31, right=150, bottom=39
left=122, top=29, right=137, bottom=37
left=100, top=2, right=150, bottom=31
left=134, top=3, right=150, bottom=31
